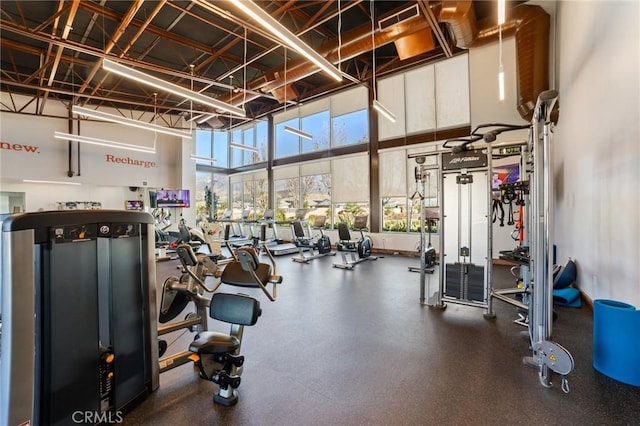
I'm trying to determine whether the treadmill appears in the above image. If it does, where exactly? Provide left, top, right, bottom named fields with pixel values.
left=264, top=208, right=304, bottom=256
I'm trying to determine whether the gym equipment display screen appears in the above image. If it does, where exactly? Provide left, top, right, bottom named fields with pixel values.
left=156, top=189, right=190, bottom=208
left=125, top=200, right=144, bottom=211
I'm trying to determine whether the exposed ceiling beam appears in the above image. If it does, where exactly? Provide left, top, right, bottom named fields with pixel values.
left=217, top=0, right=364, bottom=82
left=1, top=78, right=197, bottom=115
left=46, top=0, right=79, bottom=88
left=87, top=0, right=167, bottom=100
left=78, top=0, right=268, bottom=74
left=78, top=0, right=144, bottom=94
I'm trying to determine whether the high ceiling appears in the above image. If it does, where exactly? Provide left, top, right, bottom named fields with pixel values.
left=0, top=1, right=512, bottom=128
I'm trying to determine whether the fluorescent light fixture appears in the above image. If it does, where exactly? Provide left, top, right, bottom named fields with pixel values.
left=373, top=99, right=396, bottom=123
left=284, top=125, right=313, bottom=140
left=102, top=59, right=246, bottom=117
left=196, top=113, right=218, bottom=124
left=223, top=0, right=343, bottom=82
left=229, top=141, right=258, bottom=153
left=498, top=64, right=505, bottom=101
left=72, top=105, right=192, bottom=139
left=54, top=131, right=156, bottom=154
left=23, top=179, right=81, bottom=186
left=498, top=0, right=506, bottom=25
left=187, top=113, right=206, bottom=122
left=190, top=154, right=217, bottom=162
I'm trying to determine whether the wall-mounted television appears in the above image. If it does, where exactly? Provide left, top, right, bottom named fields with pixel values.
left=125, top=200, right=144, bottom=211
left=156, top=189, right=190, bottom=208
left=492, top=163, right=520, bottom=190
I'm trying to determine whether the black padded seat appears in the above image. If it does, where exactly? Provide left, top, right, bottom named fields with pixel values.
left=189, top=331, right=240, bottom=354
left=221, top=261, right=271, bottom=287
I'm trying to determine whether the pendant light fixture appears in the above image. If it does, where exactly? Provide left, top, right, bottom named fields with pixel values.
left=189, top=64, right=217, bottom=163
left=102, top=58, right=246, bottom=117
left=370, top=0, right=396, bottom=123
left=282, top=45, right=313, bottom=141
left=221, top=0, right=343, bottom=82
left=498, top=0, right=505, bottom=101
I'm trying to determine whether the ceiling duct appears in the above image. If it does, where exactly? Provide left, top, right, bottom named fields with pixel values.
left=437, top=1, right=551, bottom=122
left=204, top=116, right=224, bottom=129
left=222, top=7, right=432, bottom=106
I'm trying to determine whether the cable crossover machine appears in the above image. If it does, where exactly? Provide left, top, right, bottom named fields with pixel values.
left=410, top=90, right=574, bottom=393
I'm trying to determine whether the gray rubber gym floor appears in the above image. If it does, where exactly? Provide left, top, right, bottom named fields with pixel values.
left=124, top=253, right=640, bottom=425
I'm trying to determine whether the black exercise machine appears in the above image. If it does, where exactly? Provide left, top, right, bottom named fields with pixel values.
left=157, top=240, right=281, bottom=406
left=291, top=215, right=335, bottom=263
left=258, top=209, right=299, bottom=256
left=333, top=215, right=377, bottom=270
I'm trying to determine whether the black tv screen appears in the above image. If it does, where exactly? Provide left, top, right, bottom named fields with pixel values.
left=156, top=189, right=190, bottom=208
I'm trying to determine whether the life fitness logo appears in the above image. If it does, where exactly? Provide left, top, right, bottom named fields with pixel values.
left=72, top=411, right=123, bottom=424
left=0, top=141, right=40, bottom=154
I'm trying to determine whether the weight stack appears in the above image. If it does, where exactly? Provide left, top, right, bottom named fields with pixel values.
left=445, top=263, right=485, bottom=302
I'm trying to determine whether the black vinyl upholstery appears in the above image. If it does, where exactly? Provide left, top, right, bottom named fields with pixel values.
left=221, top=262, right=271, bottom=287
left=209, top=293, right=261, bottom=325
left=189, top=332, right=239, bottom=354
left=337, top=223, right=352, bottom=242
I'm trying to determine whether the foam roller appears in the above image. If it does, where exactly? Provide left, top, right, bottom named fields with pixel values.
left=593, top=299, right=640, bottom=386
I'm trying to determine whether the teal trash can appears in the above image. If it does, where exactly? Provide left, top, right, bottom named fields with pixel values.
left=593, top=299, right=640, bottom=386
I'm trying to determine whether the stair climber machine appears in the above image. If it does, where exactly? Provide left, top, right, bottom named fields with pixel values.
left=291, top=215, right=336, bottom=263
left=333, top=215, right=377, bottom=270
left=157, top=238, right=282, bottom=405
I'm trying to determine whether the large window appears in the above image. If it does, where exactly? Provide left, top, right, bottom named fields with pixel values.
left=243, top=127, right=255, bottom=166
left=301, top=111, right=330, bottom=153
left=230, top=129, right=243, bottom=167
left=196, top=129, right=228, bottom=167
left=382, top=197, right=409, bottom=232
left=301, top=173, right=332, bottom=225
left=230, top=172, right=268, bottom=220
left=254, top=178, right=268, bottom=215
left=195, top=171, right=228, bottom=222
left=274, top=177, right=300, bottom=222
left=213, top=131, right=228, bottom=168
left=275, top=118, right=300, bottom=159
left=255, top=121, right=268, bottom=163
left=231, top=181, right=243, bottom=218
left=333, top=203, right=370, bottom=230
left=379, top=147, right=440, bottom=233
left=332, top=109, right=369, bottom=146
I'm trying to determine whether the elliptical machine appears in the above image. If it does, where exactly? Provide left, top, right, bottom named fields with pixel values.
left=333, top=215, right=377, bottom=270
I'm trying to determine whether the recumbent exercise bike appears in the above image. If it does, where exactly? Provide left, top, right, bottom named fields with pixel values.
left=333, top=215, right=377, bottom=270
left=291, top=215, right=336, bottom=263
left=158, top=242, right=281, bottom=406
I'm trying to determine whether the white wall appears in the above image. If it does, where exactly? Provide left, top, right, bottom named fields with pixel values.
left=0, top=95, right=195, bottom=220
left=554, top=0, right=640, bottom=306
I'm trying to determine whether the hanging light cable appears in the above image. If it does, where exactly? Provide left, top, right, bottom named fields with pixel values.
left=283, top=46, right=313, bottom=141
left=153, top=92, right=158, bottom=151
left=498, top=0, right=505, bottom=101
left=370, top=0, right=396, bottom=123
left=190, top=64, right=216, bottom=163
